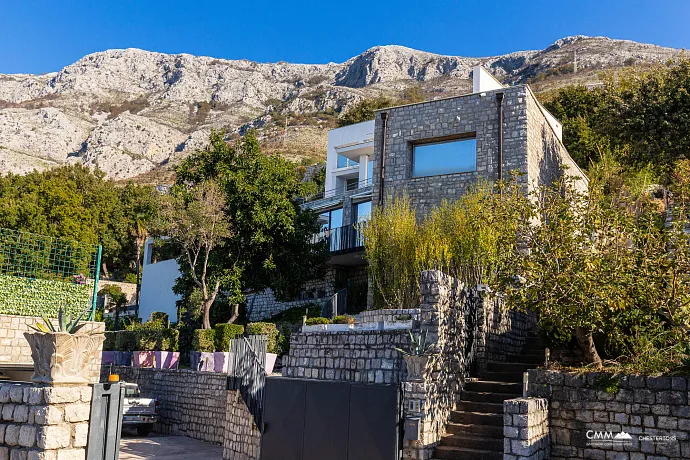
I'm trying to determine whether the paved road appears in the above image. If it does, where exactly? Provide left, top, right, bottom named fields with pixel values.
left=120, top=432, right=223, bottom=459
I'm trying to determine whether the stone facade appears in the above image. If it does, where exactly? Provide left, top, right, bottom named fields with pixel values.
left=0, top=314, right=105, bottom=383
left=0, top=382, right=92, bottom=460
left=102, top=366, right=227, bottom=444
left=504, top=397, right=551, bottom=460
left=358, top=308, right=420, bottom=323
left=372, top=87, right=588, bottom=215
left=282, top=330, right=410, bottom=384
left=527, top=369, right=690, bottom=459
left=223, top=390, right=261, bottom=460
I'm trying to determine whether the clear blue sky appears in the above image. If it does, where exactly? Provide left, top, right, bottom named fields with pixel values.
left=1, top=0, right=689, bottom=75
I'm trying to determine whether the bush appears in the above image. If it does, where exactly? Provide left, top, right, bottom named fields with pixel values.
left=246, top=322, right=279, bottom=354
left=277, top=326, right=292, bottom=357
left=115, top=330, right=138, bottom=352
left=305, top=317, right=331, bottom=325
left=193, top=329, right=216, bottom=353
left=103, top=331, right=117, bottom=351
left=149, top=312, right=170, bottom=327
left=136, top=328, right=179, bottom=352
left=269, top=303, right=323, bottom=323
left=332, top=315, right=355, bottom=324
left=214, top=323, right=245, bottom=352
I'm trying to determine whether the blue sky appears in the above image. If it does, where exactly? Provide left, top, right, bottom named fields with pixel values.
left=1, top=0, right=688, bottom=75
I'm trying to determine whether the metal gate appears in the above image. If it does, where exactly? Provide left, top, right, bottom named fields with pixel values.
left=87, top=382, right=125, bottom=460
left=260, top=378, right=401, bottom=460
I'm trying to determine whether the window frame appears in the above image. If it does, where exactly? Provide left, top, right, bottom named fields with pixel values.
left=409, top=133, right=477, bottom=179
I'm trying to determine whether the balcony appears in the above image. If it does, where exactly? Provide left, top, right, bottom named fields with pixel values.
left=314, top=224, right=364, bottom=255
left=300, top=179, right=372, bottom=206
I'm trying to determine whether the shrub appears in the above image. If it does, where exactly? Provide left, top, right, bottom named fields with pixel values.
left=246, top=322, right=279, bottom=354
left=136, top=329, right=179, bottom=352
left=269, top=303, right=323, bottom=323
left=277, top=326, right=292, bottom=357
left=305, top=317, right=331, bottom=325
left=214, top=323, right=245, bottom=352
left=149, top=312, right=170, bottom=327
left=103, top=331, right=117, bottom=351
left=332, top=315, right=355, bottom=324
left=193, top=329, right=216, bottom=353
left=115, top=330, right=138, bottom=352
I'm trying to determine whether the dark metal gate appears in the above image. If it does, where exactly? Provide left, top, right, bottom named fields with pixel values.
left=260, top=378, right=401, bottom=460
left=87, top=382, right=125, bottom=460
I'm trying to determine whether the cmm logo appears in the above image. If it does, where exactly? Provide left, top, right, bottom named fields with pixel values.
left=586, top=431, right=633, bottom=442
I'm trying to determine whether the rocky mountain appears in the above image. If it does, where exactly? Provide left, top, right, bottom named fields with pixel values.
left=0, top=35, right=682, bottom=181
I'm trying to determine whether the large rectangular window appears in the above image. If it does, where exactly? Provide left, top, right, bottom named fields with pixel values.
left=412, top=137, right=476, bottom=178
left=337, top=154, right=358, bottom=169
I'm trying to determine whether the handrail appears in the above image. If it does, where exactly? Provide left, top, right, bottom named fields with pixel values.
left=300, top=178, right=372, bottom=204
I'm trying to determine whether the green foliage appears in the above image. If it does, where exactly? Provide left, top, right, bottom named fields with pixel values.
left=103, top=331, right=117, bottom=351
left=98, top=284, right=127, bottom=308
left=192, top=328, right=216, bottom=352
left=332, top=315, right=355, bottom=324
left=149, top=312, right=170, bottom=327
left=338, top=97, right=394, bottom=127
left=29, top=306, right=90, bottom=334
left=213, top=323, right=245, bottom=352
left=277, top=326, right=292, bottom=357
left=394, top=330, right=434, bottom=357
left=269, top=303, right=323, bottom=323
left=134, top=328, right=179, bottom=352
left=395, top=314, right=413, bottom=321
left=115, top=330, right=138, bottom=352
left=593, top=374, right=621, bottom=394
left=246, top=322, right=279, bottom=354
left=305, top=317, right=331, bottom=325
left=0, top=274, right=91, bottom=317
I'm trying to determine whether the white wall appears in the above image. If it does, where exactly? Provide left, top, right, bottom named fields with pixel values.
left=325, top=120, right=375, bottom=191
left=472, top=66, right=505, bottom=93
left=139, top=259, right=181, bottom=323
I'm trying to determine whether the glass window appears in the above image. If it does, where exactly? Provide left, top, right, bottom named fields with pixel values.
left=412, top=138, right=476, bottom=178
left=367, top=160, right=374, bottom=185
left=337, top=154, right=358, bottom=169
left=355, top=201, right=372, bottom=223
left=317, top=212, right=330, bottom=233
left=330, top=208, right=343, bottom=229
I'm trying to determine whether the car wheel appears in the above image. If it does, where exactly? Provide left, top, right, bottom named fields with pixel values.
left=136, top=425, right=152, bottom=437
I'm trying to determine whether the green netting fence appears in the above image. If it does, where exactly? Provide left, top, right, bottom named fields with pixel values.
left=0, top=228, right=101, bottom=319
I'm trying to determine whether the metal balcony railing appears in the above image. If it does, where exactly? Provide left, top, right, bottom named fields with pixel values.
left=300, top=178, right=372, bottom=204
left=313, top=224, right=365, bottom=254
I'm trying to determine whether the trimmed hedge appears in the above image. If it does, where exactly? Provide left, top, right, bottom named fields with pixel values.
left=0, top=274, right=91, bottom=318
left=193, top=329, right=216, bottom=353
left=106, top=329, right=179, bottom=352
left=103, top=331, right=117, bottom=351
left=115, top=330, right=138, bottom=352
left=246, top=322, right=279, bottom=354
left=214, top=324, right=245, bottom=353
left=305, top=317, right=331, bottom=325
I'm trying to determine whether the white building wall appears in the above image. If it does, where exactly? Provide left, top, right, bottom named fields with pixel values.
left=139, top=238, right=181, bottom=322
left=325, top=120, right=375, bottom=191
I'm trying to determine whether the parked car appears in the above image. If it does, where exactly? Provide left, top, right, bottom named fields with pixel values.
left=122, top=382, right=159, bottom=436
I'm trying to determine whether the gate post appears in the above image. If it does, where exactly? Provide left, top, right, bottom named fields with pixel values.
left=87, top=382, right=125, bottom=460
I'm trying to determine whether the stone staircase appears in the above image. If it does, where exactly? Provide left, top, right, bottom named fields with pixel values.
left=432, top=333, right=545, bottom=460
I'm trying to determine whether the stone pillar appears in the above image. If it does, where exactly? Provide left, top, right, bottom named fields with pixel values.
left=504, top=397, right=550, bottom=460
left=0, top=383, right=93, bottom=460
left=223, top=390, right=261, bottom=460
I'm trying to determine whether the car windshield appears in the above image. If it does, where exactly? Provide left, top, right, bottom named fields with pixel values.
left=125, top=386, right=141, bottom=397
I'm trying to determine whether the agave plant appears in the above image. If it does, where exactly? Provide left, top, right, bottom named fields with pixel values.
left=29, top=306, right=89, bottom=334
left=394, top=330, right=435, bottom=356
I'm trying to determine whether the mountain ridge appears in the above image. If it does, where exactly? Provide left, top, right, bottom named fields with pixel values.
left=0, top=35, right=683, bottom=181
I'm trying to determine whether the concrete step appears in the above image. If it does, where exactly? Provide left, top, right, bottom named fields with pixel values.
left=455, top=401, right=504, bottom=414
left=464, top=380, right=522, bottom=394
left=438, top=433, right=503, bottom=451
left=460, top=390, right=519, bottom=404
left=482, top=370, right=524, bottom=383
left=445, top=422, right=503, bottom=438
left=433, top=445, right=503, bottom=460
left=450, top=410, right=503, bottom=426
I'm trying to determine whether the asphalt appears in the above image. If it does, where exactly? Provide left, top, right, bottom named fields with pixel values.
left=119, top=432, right=223, bottom=459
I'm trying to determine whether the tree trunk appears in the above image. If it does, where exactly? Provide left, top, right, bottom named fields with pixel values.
left=575, top=326, right=603, bottom=368
left=227, top=304, right=240, bottom=325
left=134, top=238, right=143, bottom=318
left=101, top=262, right=110, bottom=280
left=202, top=298, right=213, bottom=329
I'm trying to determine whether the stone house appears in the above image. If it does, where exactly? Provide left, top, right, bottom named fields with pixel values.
left=246, top=67, right=588, bottom=319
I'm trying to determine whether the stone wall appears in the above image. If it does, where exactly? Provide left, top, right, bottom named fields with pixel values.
left=103, top=366, right=227, bottom=444
left=0, top=314, right=105, bottom=383
left=372, top=86, right=588, bottom=216
left=223, top=390, right=261, bottom=460
left=0, top=383, right=92, bottom=460
left=358, top=308, right=419, bottom=323
left=504, top=397, right=550, bottom=460
left=527, top=369, right=690, bottom=459
left=476, top=295, right=534, bottom=375
left=282, top=330, right=410, bottom=384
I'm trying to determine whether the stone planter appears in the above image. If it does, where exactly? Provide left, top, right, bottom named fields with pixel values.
left=382, top=320, right=414, bottom=330
left=302, top=324, right=328, bottom=333
left=326, top=324, right=354, bottom=332
left=354, top=322, right=381, bottom=331
left=101, top=351, right=133, bottom=366
left=213, top=352, right=232, bottom=373
left=133, top=351, right=155, bottom=368
left=190, top=351, right=215, bottom=372
left=265, top=353, right=277, bottom=375
left=24, top=331, right=105, bottom=385
left=155, top=351, right=179, bottom=369
left=402, top=354, right=434, bottom=382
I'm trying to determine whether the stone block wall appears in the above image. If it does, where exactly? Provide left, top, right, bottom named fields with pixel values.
left=357, top=308, right=419, bottom=324
left=0, top=314, right=105, bottom=383
left=223, top=390, right=261, bottom=460
left=103, top=366, right=227, bottom=444
left=527, top=369, right=690, bottom=459
left=0, top=383, right=92, bottom=460
left=476, top=295, right=535, bottom=375
left=504, top=397, right=550, bottom=460
left=282, top=330, right=410, bottom=384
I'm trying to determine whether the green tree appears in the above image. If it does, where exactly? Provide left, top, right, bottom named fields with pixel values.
left=338, top=97, right=394, bottom=127
left=172, top=130, right=328, bottom=326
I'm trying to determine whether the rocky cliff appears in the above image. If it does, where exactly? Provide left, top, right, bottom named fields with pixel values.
left=0, top=36, right=681, bottom=181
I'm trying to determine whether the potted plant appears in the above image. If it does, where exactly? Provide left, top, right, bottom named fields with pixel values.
left=213, top=324, right=244, bottom=373
left=190, top=329, right=215, bottom=372
left=302, top=317, right=330, bottom=333
left=133, top=327, right=180, bottom=369
left=25, top=307, right=105, bottom=385
left=394, top=330, right=436, bottom=382
left=327, top=315, right=355, bottom=332
left=383, top=313, right=414, bottom=330
left=246, top=322, right=279, bottom=375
